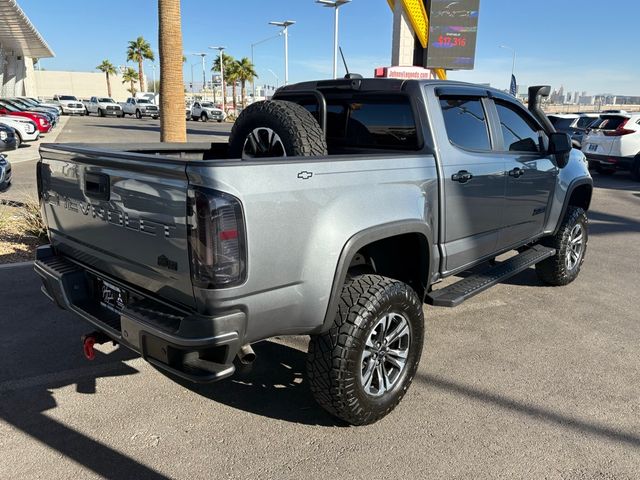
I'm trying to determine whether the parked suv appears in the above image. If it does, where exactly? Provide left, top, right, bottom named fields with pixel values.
left=35, top=79, right=592, bottom=425
left=582, top=113, right=640, bottom=179
left=548, top=113, right=599, bottom=148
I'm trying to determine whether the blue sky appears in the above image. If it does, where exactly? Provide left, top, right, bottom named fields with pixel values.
left=20, top=0, right=640, bottom=95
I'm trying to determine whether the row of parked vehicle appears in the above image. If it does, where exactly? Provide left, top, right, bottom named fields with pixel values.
left=50, top=94, right=161, bottom=119
left=548, top=111, right=640, bottom=180
left=0, top=97, right=63, bottom=189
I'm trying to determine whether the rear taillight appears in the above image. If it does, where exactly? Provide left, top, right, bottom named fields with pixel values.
left=604, top=119, right=635, bottom=136
left=188, top=187, right=246, bottom=288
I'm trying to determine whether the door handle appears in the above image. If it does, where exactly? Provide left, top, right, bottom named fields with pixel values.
left=451, top=170, right=473, bottom=184
left=508, top=167, right=525, bottom=178
left=84, top=172, right=110, bottom=201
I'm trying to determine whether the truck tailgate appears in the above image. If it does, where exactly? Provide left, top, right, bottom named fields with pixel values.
left=38, top=145, right=195, bottom=308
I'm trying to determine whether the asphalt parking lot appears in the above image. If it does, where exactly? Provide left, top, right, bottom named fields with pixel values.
left=1, top=117, right=639, bottom=479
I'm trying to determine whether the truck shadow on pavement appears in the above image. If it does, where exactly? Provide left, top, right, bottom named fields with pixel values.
left=171, top=339, right=345, bottom=427
left=587, top=210, right=640, bottom=236
left=0, top=266, right=172, bottom=479
left=417, top=374, right=640, bottom=448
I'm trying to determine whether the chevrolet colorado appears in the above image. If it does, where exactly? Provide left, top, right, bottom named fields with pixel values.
left=35, top=78, right=592, bottom=425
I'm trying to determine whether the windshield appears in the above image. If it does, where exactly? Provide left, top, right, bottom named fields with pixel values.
left=18, top=98, right=37, bottom=106
left=201, top=102, right=215, bottom=108
left=136, top=99, right=150, bottom=104
left=98, top=98, right=115, bottom=103
left=0, top=101, right=19, bottom=112
left=59, top=96, right=78, bottom=101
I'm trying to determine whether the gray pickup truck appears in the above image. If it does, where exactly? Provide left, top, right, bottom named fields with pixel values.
left=35, top=78, right=592, bottom=425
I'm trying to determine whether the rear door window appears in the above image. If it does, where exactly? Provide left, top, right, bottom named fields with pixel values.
left=439, top=97, right=491, bottom=151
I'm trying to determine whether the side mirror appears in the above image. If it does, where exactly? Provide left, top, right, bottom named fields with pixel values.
left=549, top=132, right=572, bottom=168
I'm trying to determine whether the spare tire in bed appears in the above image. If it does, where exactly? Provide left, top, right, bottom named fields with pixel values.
left=228, top=100, right=327, bottom=159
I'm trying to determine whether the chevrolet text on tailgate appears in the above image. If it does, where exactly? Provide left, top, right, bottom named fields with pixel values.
left=35, top=78, right=593, bottom=425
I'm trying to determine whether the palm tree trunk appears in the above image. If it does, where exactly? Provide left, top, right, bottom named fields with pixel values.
left=138, top=57, right=145, bottom=92
left=106, top=73, right=112, bottom=98
left=158, top=0, right=186, bottom=142
left=241, top=81, right=246, bottom=109
left=232, top=83, right=237, bottom=111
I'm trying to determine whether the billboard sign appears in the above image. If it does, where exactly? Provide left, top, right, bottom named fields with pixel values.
left=426, top=0, right=480, bottom=70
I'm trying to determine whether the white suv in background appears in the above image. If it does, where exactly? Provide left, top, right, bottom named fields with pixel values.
left=582, top=113, right=640, bottom=180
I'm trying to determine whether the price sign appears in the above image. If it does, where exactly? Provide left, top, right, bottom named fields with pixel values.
left=426, top=0, right=480, bottom=70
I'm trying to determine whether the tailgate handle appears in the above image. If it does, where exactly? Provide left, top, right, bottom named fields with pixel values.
left=84, top=173, right=110, bottom=201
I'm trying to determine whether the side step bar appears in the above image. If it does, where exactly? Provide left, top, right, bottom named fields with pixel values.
left=426, top=245, right=556, bottom=308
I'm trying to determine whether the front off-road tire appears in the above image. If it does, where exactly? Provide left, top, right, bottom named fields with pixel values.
left=228, top=100, right=327, bottom=159
left=307, top=274, right=424, bottom=425
left=536, top=206, right=588, bottom=286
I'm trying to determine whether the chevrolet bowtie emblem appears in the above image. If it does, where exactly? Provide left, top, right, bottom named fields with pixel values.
left=297, top=171, right=313, bottom=180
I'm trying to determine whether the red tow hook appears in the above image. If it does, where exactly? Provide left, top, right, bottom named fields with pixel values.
left=83, top=336, right=97, bottom=360
left=81, top=332, right=111, bottom=361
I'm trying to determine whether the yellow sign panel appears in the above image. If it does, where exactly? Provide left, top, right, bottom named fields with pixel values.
left=387, top=0, right=447, bottom=79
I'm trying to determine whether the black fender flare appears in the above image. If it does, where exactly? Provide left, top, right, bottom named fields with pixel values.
left=552, top=177, right=593, bottom=236
left=318, top=220, right=434, bottom=333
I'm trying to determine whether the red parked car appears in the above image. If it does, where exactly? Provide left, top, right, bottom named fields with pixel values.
left=0, top=102, right=51, bottom=133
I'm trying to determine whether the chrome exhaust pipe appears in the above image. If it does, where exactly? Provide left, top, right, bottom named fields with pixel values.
left=237, top=344, right=256, bottom=365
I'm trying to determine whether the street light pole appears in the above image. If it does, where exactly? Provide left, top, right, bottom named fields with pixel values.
left=151, top=63, right=156, bottom=94
left=191, top=53, right=207, bottom=98
left=316, top=0, right=351, bottom=79
left=251, top=33, right=282, bottom=100
left=209, top=46, right=226, bottom=112
left=269, top=20, right=295, bottom=85
left=267, top=69, right=280, bottom=89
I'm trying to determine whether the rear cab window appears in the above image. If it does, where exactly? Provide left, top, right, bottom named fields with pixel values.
left=439, top=97, right=491, bottom=151
left=299, top=94, right=421, bottom=152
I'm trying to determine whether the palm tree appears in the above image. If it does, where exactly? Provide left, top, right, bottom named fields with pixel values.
left=127, top=36, right=154, bottom=92
left=213, top=52, right=236, bottom=110
left=225, top=61, right=241, bottom=112
left=96, top=60, right=117, bottom=98
left=122, top=67, right=139, bottom=96
left=158, top=0, right=186, bottom=142
left=235, top=57, right=258, bottom=109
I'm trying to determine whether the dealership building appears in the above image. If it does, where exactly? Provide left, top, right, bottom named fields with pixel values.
left=0, top=0, right=53, bottom=97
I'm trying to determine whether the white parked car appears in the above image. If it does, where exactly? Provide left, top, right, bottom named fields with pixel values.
left=190, top=101, right=225, bottom=122
left=582, top=113, right=640, bottom=180
left=85, top=97, right=124, bottom=117
left=122, top=97, right=159, bottom=119
left=0, top=116, right=40, bottom=147
left=53, top=95, right=86, bottom=115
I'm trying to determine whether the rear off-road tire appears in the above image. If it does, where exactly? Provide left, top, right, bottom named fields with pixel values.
left=307, top=274, right=424, bottom=425
left=228, top=100, right=327, bottom=159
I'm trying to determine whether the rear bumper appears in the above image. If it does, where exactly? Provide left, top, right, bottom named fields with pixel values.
left=586, top=153, right=633, bottom=171
left=34, top=245, right=246, bottom=383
